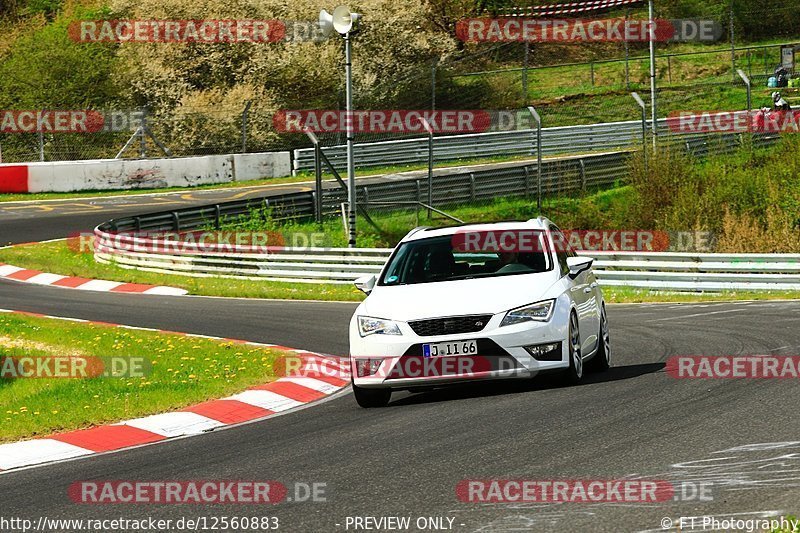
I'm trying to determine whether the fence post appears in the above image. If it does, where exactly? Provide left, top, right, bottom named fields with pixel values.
left=579, top=159, right=586, bottom=191
left=730, top=2, right=736, bottom=83
left=38, top=128, right=44, bottom=162
left=522, top=42, right=529, bottom=105
left=624, top=8, right=630, bottom=89
left=632, top=92, right=648, bottom=175
left=431, top=57, right=438, bottom=111
left=305, top=129, right=324, bottom=224
left=590, top=62, right=595, bottom=87
left=314, top=143, right=323, bottom=223
left=140, top=107, right=147, bottom=158
left=418, top=117, right=435, bottom=218
left=667, top=55, right=672, bottom=85
left=527, top=106, right=542, bottom=212
left=737, top=69, right=751, bottom=115
left=241, top=100, right=252, bottom=154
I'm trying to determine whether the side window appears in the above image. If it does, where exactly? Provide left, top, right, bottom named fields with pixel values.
left=550, top=225, right=570, bottom=277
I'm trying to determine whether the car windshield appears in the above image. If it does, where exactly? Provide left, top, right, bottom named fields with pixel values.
left=379, top=233, right=552, bottom=286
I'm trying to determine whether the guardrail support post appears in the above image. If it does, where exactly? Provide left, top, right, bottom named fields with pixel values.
left=214, top=205, right=221, bottom=229
left=579, top=159, right=586, bottom=191
left=171, top=211, right=179, bottom=231
left=524, top=166, right=530, bottom=197
left=469, top=173, right=476, bottom=202
left=527, top=106, right=542, bottom=212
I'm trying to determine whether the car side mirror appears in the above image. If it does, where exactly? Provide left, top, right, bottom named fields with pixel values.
left=354, top=274, right=377, bottom=295
left=567, top=256, right=593, bottom=278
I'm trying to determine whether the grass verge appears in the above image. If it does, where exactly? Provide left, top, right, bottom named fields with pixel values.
left=0, top=240, right=365, bottom=301
left=0, top=312, right=288, bottom=443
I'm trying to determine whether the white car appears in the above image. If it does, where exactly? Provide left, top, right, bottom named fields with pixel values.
left=348, top=217, right=610, bottom=408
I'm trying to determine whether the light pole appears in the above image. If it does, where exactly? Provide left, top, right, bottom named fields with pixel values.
left=321, top=6, right=361, bottom=247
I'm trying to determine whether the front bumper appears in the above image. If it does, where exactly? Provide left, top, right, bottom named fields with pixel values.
left=350, top=311, right=569, bottom=389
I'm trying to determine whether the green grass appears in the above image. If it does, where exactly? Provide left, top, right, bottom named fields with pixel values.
left=0, top=312, right=288, bottom=442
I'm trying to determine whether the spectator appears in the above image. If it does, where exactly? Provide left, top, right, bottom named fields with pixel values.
left=772, top=91, right=792, bottom=112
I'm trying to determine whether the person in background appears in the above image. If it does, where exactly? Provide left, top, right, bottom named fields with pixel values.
left=772, top=91, right=792, bottom=112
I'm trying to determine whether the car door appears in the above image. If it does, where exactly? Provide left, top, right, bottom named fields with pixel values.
left=551, top=226, right=599, bottom=354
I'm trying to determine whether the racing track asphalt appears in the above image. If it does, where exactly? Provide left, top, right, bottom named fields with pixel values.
left=1, top=188, right=800, bottom=531
left=2, top=284, right=800, bottom=531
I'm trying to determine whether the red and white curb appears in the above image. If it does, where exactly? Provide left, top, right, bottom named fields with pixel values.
left=0, top=309, right=351, bottom=473
left=0, top=262, right=186, bottom=295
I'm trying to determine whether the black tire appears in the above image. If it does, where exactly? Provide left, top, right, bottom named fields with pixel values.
left=587, top=305, right=611, bottom=372
left=352, top=380, right=391, bottom=408
left=563, top=311, right=583, bottom=384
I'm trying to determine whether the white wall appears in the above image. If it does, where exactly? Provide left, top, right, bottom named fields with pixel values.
left=0, top=151, right=292, bottom=193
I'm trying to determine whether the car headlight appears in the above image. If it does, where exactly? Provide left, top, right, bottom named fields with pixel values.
left=357, top=316, right=402, bottom=337
left=500, top=299, right=555, bottom=326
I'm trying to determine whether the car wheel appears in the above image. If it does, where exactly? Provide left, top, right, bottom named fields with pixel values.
left=352, top=379, right=391, bottom=408
left=587, top=305, right=611, bottom=372
left=563, top=311, right=583, bottom=384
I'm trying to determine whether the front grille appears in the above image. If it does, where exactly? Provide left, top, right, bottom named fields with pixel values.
left=408, top=315, right=492, bottom=337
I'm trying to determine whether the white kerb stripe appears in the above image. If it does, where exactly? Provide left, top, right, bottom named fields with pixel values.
left=75, top=280, right=123, bottom=292
left=0, top=439, right=94, bottom=470
left=26, top=273, right=67, bottom=285
left=143, top=286, right=189, bottom=296
left=0, top=265, right=24, bottom=277
left=226, top=390, right=304, bottom=412
left=278, top=377, right=343, bottom=394
left=120, top=412, right=224, bottom=437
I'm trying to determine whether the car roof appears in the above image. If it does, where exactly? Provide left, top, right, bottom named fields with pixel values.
left=401, top=217, right=551, bottom=242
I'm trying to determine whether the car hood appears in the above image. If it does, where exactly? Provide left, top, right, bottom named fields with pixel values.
left=361, top=272, right=558, bottom=322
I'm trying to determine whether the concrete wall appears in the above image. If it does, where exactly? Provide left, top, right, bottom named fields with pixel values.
left=0, top=151, right=291, bottom=193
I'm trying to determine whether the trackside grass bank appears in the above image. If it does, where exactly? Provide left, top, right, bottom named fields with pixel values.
left=0, top=313, right=288, bottom=442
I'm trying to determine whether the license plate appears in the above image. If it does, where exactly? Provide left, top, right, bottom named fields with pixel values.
left=422, top=340, right=478, bottom=358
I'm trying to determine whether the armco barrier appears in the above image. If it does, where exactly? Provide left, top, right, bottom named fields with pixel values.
left=92, top=230, right=800, bottom=290
left=94, top=153, right=630, bottom=234
left=293, top=117, right=781, bottom=173
left=0, top=151, right=292, bottom=193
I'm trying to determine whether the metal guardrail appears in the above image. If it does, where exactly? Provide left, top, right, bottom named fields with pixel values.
left=293, top=119, right=656, bottom=173
left=291, top=117, right=779, bottom=173
left=97, top=152, right=631, bottom=235
left=93, top=232, right=800, bottom=290
left=94, top=132, right=792, bottom=291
